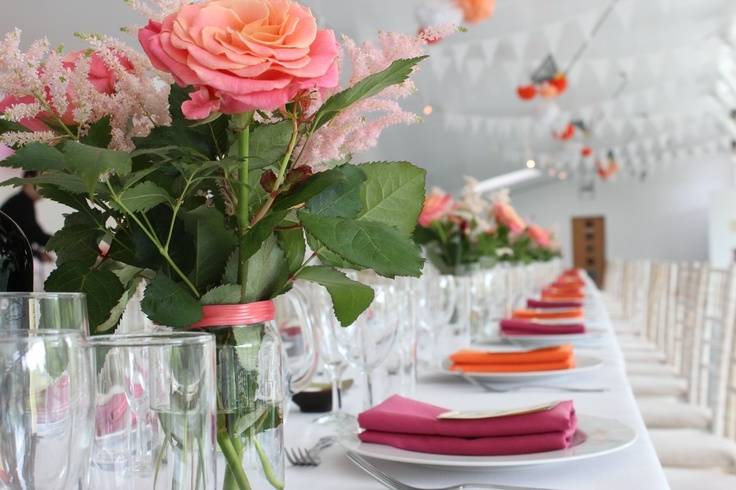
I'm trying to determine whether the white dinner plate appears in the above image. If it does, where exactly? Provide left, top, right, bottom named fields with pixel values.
left=501, top=329, right=608, bottom=346
left=438, top=354, right=603, bottom=382
left=340, top=414, right=637, bottom=470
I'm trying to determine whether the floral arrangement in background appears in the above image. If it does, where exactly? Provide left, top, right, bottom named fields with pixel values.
left=415, top=0, right=495, bottom=42
left=0, top=0, right=448, bottom=487
left=415, top=181, right=561, bottom=271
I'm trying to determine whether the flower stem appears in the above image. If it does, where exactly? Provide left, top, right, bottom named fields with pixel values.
left=234, top=113, right=253, bottom=303
left=217, top=430, right=251, bottom=490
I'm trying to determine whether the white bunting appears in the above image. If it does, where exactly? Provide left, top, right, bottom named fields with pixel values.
left=480, top=38, right=500, bottom=64
left=466, top=58, right=485, bottom=85
left=429, top=48, right=452, bottom=80
left=451, top=42, right=470, bottom=71
left=615, top=0, right=636, bottom=30
left=543, top=22, right=565, bottom=52
left=590, top=59, right=610, bottom=85
left=577, top=10, right=600, bottom=39
left=509, top=31, right=529, bottom=59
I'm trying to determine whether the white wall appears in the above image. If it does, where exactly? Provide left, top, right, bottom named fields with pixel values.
left=511, top=155, right=735, bottom=265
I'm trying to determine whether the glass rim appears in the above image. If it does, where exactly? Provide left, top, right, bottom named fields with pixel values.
left=0, top=292, right=87, bottom=300
left=0, top=329, right=84, bottom=343
left=88, top=331, right=214, bottom=348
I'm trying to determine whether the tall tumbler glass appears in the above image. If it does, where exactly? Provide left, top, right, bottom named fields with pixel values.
left=88, top=332, right=217, bottom=490
left=0, top=292, right=88, bottom=335
left=0, top=330, right=94, bottom=489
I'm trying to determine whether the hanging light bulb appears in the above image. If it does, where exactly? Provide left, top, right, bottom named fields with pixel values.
left=423, top=105, right=434, bottom=115
left=526, top=159, right=536, bottom=169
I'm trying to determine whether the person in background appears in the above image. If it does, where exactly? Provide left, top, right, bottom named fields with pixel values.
left=1, top=171, right=52, bottom=261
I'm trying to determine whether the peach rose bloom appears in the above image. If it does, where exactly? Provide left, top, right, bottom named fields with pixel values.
left=419, top=191, right=454, bottom=227
left=527, top=224, right=551, bottom=248
left=493, top=201, right=526, bottom=234
left=139, top=0, right=339, bottom=119
left=456, top=0, right=495, bottom=23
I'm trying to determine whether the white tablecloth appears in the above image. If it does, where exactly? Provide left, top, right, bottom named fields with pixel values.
left=284, top=285, right=670, bottom=490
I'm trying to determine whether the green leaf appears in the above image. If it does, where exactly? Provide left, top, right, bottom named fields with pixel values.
left=81, top=116, right=112, bottom=148
left=183, top=206, right=238, bottom=290
left=273, top=166, right=348, bottom=211
left=306, top=232, right=362, bottom=270
left=242, top=210, right=288, bottom=262
left=201, top=284, right=241, bottom=305
left=141, top=274, right=202, bottom=328
left=243, top=234, right=289, bottom=302
left=63, top=141, right=132, bottom=194
left=357, top=162, right=425, bottom=235
left=306, top=165, right=366, bottom=218
left=2, top=171, right=90, bottom=195
left=1, top=143, right=66, bottom=171
left=299, top=212, right=423, bottom=278
left=45, top=261, right=125, bottom=333
left=247, top=121, right=293, bottom=169
left=296, top=266, right=374, bottom=326
left=46, top=224, right=103, bottom=267
left=0, top=118, right=28, bottom=133
left=276, top=226, right=305, bottom=274
left=311, top=57, right=427, bottom=131
left=111, top=181, right=171, bottom=213
left=95, top=275, right=144, bottom=334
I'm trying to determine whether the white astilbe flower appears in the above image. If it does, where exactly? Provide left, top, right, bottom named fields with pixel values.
left=124, top=0, right=187, bottom=21
left=1, top=130, right=57, bottom=146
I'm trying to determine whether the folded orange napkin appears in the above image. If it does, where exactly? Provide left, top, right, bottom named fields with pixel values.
left=542, top=292, right=585, bottom=302
left=543, top=285, right=585, bottom=296
left=512, top=308, right=583, bottom=320
left=449, top=345, right=575, bottom=373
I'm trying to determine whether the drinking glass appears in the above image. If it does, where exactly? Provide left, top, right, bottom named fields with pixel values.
left=0, top=330, right=94, bottom=490
left=0, top=292, right=88, bottom=335
left=88, top=332, right=217, bottom=490
left=417, top=267, right=456, bottom=367
left=299, top=281, right=352, bottom=427
left=382, top=276, right=418, bottom=397
left=333, top=278, right=399, bottom=409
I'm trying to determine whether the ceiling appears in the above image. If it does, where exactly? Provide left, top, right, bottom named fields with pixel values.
left=4, top=0, right=736, bottom=192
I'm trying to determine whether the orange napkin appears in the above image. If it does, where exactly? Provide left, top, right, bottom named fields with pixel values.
left=542, top=292, right=585, bottom=302
left=449, top=345, right=575, bottom=373
left=512, top=308, right=583, bottom=320
left=554, top=277, right=585, bottom=287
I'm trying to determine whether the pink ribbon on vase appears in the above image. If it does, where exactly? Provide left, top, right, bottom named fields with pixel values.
left=190, top=301, right=275, bottom=329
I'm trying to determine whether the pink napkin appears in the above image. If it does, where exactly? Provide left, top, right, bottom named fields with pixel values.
left=358, top=395, right=577, bottom=456
left=527, top=299, right=583, bottom=309
left=501, top=319, right=586, bottom=335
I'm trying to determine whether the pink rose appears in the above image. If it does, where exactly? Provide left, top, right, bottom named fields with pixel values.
left=418, top=191, right=453, bottom=227
left=0, top=144, right=15, bottom=162
left=527, top=224, right=551, bottom=248
left=493, top=201, right=526, bottom=234
left=138, top=0, right=339, bottom=120
left=0, top=51, right=132, bottom=129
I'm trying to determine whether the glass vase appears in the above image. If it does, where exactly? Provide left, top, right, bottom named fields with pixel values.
left=88, top=332, right=217, bottom=490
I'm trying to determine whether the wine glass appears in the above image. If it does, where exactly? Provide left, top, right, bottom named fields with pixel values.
left=0, top=292, right=89, bottom=335
left=297, top=281, right=353, bottom=427
left=332, top=277, right=399, bottom=410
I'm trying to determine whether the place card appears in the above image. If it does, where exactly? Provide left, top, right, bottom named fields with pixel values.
left=437, top=401, right=561, bottom=420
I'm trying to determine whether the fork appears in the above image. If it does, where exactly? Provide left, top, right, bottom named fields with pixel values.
left=458, top=373, right=608, bottom=393
left=286, top=436, right=336, bottom=466
left=346, top=451, right=559, bottom=490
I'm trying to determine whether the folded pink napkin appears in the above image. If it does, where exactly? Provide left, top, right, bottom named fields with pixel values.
left=358, top=396, right=577, bottom=456
left=527, top=299, right=583, bottom=309
left=500, top=319, right=586, bottom=335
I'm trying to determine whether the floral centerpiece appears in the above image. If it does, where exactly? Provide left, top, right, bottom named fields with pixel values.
left=0, top=0, right=451, bottom=487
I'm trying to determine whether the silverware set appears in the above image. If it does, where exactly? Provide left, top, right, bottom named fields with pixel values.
left=286, top=436, right=336, bottom=466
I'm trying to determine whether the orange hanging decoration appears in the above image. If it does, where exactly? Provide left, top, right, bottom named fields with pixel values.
left=554, top=122, right=576, bottom=141
left=581, top=146, right=593, bottom=157
left=538, top=81, right=560, bottom=99
left=517, top=85, right=537, bottom=100
left=549, top=73, right=568, bottom=94
left=456, top=0, right=495, bottom=24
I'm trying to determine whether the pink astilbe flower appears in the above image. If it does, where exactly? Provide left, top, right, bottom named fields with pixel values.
left=124, top=0, right=188, bottom=21
left=0, top=30, right=170, bottom=150
left=296, top=27, right=456, bottom=170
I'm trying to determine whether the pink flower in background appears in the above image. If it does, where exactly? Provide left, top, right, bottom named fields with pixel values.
left=0, top=144, right=14, bottom=161
left=527, top=224, right=551, bottom=248
left=138, top=0, right=339, bottom=119
left=63, top=51, right=134, bottom=96
left=493, top=201, right=526, bottom=234
left=418, top=188, right=454, bottom=227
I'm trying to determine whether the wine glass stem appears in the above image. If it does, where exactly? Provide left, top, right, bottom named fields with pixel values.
left=362, top=369, right=374, bottom=409
left=329, top=368, right=340, bottom=414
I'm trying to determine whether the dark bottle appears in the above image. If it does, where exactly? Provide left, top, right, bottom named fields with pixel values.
left=0, top=210, right=33, bottom=291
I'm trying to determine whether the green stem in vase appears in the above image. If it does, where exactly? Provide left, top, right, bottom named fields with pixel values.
left=252, top=435, right=285, bottom=490
left=217, top=429, right=252, bottom=490
left=233, top=112, right=254, bottom=303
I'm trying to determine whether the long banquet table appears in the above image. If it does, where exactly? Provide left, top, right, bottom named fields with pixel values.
left=284, top=283, right=671, bottom=490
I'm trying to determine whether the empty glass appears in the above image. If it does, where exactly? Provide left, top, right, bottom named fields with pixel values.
left=333, top=278, right=399, bottom=409
left=0, top=330, right=94, bottom=490
left=87, top=332, right=217, bottom=490
left=0, top=292, right=88, bottom=335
